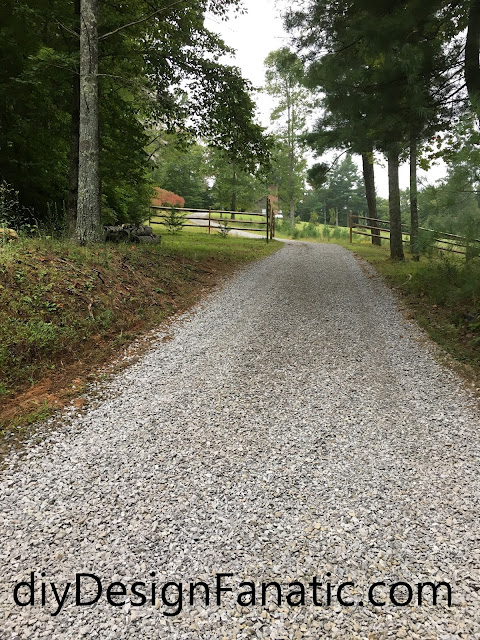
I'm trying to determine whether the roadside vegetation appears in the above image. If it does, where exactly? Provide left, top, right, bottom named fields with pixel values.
left=272, top=216, right=480, bottom=383
left=0, top=233, right=280, bottom=436
left=348, top=243, right=480, bottom=384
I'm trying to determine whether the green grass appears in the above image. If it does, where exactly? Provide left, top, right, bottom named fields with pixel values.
left=0, top=232, right=281, bottom=432
left=159, top=230, right=278, bottom=261
left=147, top=213, right=268, bottom=233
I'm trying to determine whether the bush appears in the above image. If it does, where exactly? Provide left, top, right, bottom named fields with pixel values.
left=302, top=222, right=320, bottom=238
left=217, top=220, right=230, bottom=238
left=0, top=181, right=38, bottom=234
left=164, top=207, right=186, bottom=234
left=416, top=229, right=437, bottom=257
left=0, top=181, right=20, bottom=227
left=332, top=226, right=344, bottom=239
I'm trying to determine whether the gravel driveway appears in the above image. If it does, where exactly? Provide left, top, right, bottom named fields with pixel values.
left=1, top=242, right=479, bottom=639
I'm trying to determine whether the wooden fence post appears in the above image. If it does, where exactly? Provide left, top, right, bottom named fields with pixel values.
left=266, top=197, right=269, bottom=243
left=208, top=208, right=211, bottom=234
left=349, top=211, right=353, bottom=243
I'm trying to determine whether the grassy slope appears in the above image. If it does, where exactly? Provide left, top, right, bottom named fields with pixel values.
left=3, top=221, right=478, bottom=439
left=0, top=233, right=281, bottom=434
left=337, top=238, right=480, bottom=383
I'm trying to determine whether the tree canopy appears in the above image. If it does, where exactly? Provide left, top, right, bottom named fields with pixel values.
left=0, top=0, right=271, bottom=241
left=285, top=0, right=472, bottom=258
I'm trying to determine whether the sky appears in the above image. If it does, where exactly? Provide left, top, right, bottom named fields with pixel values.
left=204, top=0, right=447, bottom=199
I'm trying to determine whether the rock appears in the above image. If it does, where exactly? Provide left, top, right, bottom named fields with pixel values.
left=0, top=227, right=19, bottom=242
left=104, top=224, right=160, bottom=244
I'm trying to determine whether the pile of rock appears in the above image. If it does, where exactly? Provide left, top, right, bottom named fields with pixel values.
left=0, top=228, right=19, bottom=242
left=104, top=224, right=160, bottom=244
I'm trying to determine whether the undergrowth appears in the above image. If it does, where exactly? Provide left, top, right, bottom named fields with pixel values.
left=0, top=233, right=280, bottom=429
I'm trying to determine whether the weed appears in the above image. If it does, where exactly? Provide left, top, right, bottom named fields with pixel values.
left=0, top=383, right=10, bottom=396
left=8, top=402, right=52, bottom=431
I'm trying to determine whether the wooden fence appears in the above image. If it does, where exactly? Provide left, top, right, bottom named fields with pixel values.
left=349, top=213, right=480, bottom=257
left=149, top=202, right=276, bottom=241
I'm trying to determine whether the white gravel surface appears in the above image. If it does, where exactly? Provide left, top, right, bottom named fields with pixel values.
left=1, top=241, right=479, bottom=639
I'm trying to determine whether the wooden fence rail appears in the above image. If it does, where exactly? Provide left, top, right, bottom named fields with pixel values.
left=149, top=204, right=275, bottom=240
left=349, top=213, right=480, bottom=257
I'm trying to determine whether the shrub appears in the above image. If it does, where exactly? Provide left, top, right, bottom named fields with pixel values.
left=417, top=229, right=437, bottom=257
left=217, top=220, right=230, bottom=237
left=302, top=222, right=320, bottom=238
left=164, top=207, right=186, bottom=234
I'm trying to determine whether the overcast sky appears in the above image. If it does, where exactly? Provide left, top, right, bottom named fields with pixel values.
left=204, top=0, right=447, bottom=199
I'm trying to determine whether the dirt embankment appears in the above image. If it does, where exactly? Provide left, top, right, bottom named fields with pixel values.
left=0, top=236, right=280, bottom=444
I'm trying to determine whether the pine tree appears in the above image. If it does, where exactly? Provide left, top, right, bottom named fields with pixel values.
left=286, top=0, right=457, bottom=259
left=264, top=48, right=311, bottom=227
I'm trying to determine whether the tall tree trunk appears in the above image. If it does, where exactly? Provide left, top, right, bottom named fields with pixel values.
left=466, top=0, right=480, bottom=121
left=388, top=148, right=404, bottom=260
left=361, top=151, right=381, bottom=246
left=287, top=89, right=295, bottom=228
left=75, top=0, right=102, bottom=245
left=230, top=162, right=236, bottom=219
left=65, top=0, right=80, bottom=238
left=410, top=136, right=419, bottom=261
left=66, top=69, right=80, bottom=237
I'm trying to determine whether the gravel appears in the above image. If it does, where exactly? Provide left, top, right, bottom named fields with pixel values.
left=0, top=241, right=479, bottom=639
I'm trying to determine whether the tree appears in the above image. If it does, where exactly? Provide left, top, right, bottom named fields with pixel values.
left=286, top=0, right=459, bottom=260
left=303, top=72, right=382, bottom=244
left=0, top=0, right=73, bottom=221
left=264, top=48, right=311, bottom=226
left=75, top=0, right=102, bottom=244
left=286, top=1, right=405, bottom=256
left=267, top=138, right=307, bottom=221
left=152, top=140, right=211, bottom=209
left=152, top=188, right=185, bottom=208
left=0, top=0, right=273, bottom=241
left=306, top=155, right=366, bottom=226
left=207, top=148, right=265, bottom=212
left=74, top=0, right=268, bottom=241
left=419, top=111, right=480, bottom=237
left=465, top=0, right=480, bottom=120
left=204, top=67, right=272, bottom=217
left=362, top=152, right=381, bottom=245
